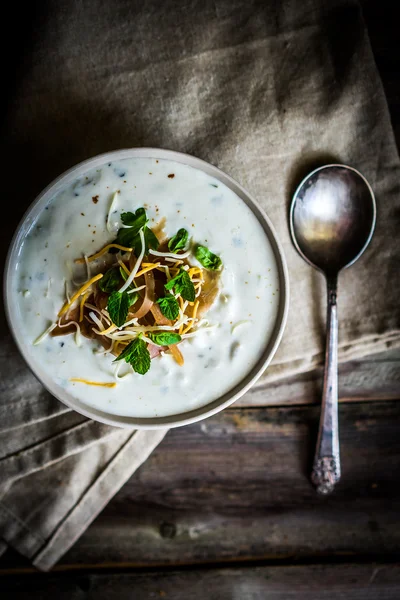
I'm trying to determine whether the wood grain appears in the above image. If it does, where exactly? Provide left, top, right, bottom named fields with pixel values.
left=238, top=349, right=400, bottom=407
left=3, top=563, right=400, bottom=599
left=3, top=400, right=392, bottom=570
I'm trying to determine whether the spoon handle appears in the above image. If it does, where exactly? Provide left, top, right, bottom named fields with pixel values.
left=311, top=275, right=341, bottom=494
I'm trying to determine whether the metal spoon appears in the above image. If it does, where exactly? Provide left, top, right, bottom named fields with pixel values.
left=290, top=164, right=376, bottom=494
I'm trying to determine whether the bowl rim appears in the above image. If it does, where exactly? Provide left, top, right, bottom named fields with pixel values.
left=4, top=147, right=289, bottom=429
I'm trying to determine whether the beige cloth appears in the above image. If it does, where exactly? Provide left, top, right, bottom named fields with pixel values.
left=0, top=0, right=399, bottom=571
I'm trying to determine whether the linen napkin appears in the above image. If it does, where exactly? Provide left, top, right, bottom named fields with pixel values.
left=1, top=0, right=399, bottom=571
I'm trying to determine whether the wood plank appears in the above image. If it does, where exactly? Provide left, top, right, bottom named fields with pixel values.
left=2, top=563, right=400, bottom=599
left=238, top=349, right=400, bottom=407
left=4, top=400, right=392, bottom=570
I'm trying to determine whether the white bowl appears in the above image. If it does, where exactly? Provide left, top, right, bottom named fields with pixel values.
left=4, top=148, right=289, bottom=429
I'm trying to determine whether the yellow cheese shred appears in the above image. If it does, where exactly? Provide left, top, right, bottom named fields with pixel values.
left=95, top=323, right=117, bottom=335
left=181, top=301, right=199, bottom=335
left=79, top=290, right=91, bottom=322
left=169, top=344, right=184, bottom=366
left=188, top=267, right=203, bottom=280
left=75, top=244, right=132, bottom=264
left=135, top=263, right=161, bottom=278
left=118, top=259, right=131, bottom=276
left=58, top=273, right=103, bottom=317
left=70, top=378, right=116, bottom=388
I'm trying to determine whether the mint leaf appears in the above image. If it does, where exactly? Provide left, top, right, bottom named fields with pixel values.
left=127, top=292, right=139, bottom=306
left=119, top=267, right=138, bottom=305
left=113, top=207, right=148, bottom=251
left=177, top=270, right=195, bottom=302
left=116, top=225, right=159, bottom=256
left=164, top=273, right=178, bottom=292
left=129, top=337, right=151, bottom=374
left=107, top=291, right=130, bottom=327
left=168, top=228, right=188, bottom=252
left=119, top=267, right=129, bottom=281
left=111, top=207, right=159, bottom=256
left=113, top=335, right=151, bottom=375
left=98, top=268, right=121, bottom=293
left=114, top=227, right=139, bottom=250
left=148, top=332, right=181, bottom=346
left=113, top=340, right=136, bottom=362
left=195, top=245, right=222, bottom=270
left=156, top=295, right=180, bottom=320
left=165, top=269, right=195, bottom=302
left=144, top=226, right=159, bottom=251
left=120, top=208, right=147, bottom=233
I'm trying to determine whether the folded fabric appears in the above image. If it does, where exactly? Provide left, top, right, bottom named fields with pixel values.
left=1, top=0, right=399, bottom=571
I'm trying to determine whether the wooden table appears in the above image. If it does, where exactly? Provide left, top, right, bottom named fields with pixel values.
left=2, top=1, right=400, bottom=597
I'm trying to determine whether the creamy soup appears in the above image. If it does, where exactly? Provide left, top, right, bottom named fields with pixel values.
left=12, top=157, right=280, bottom=418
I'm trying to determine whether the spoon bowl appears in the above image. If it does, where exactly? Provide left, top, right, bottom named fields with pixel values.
left=290, top=165, right=376, bottom=275
left=290, top=164, right=376, bottom=493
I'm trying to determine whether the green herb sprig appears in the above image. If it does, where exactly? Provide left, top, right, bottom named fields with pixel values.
left=110, top=207, right=159, bottom=256
left=168, top=228, right=189, bottom=252
left=165, top=268, right=195, bottom=302
left=113, top=334, right=150, bottom=375
left=147, top=332, right=181, bottom=346
left=107, top=291, right=130, bottom=327
left=98, top=267, right=121, bottom=293
left=195, top=245, right=222, bottom=270
left=156, top=295, right=180, bottom=320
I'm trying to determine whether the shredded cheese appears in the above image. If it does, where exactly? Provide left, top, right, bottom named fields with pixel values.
left=117, top=257, right=131, bottom=276
left=103, top=316, right=192, bottom=339
left=128, top=285, right=146, bottom=294
left=149, top=248, right=191, bottom=260
left=106, top=191, right=119, bottom=233
left=65, top=280, right=71, bottom=302
left=119, top=229, right=145, bottom=293
left=89, top=311, right=105, bottom=331
left=100, top=309, right=112, bottom=325
left=57, top=318, right=82, bottom=346
left=70, top=378, right=117, bottom=388
left=181, top=301, right=199, bottom=335
left=135, top=263, right=161, bottom=278
left=95, top=339, right=115, bottom=355
left=75, top=244, right=132, bottom=264
left=188, top=267, right=203, bottom=280
left=45, top=278, right=52, bottom=298
left=113, top=361, right=133, bottom=380
left=33, top=322, right=57, bottom=345
left=79, top=290, right=90, bottom=322
left=58, top=273, right=103, bottom=317
left=85, top=303, right=110, bottom=324
left=169, top=344, right=184, bottom=366
left=231, top=320, right=251, bottom=333
left=93, top=323, right=117, bottom=336
left=84, top=254, right=91, bottom=281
